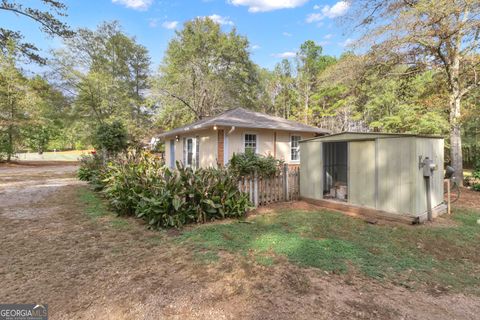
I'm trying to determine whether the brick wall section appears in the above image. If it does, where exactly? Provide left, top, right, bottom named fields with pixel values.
left=217, top=129, right=224, bottom=166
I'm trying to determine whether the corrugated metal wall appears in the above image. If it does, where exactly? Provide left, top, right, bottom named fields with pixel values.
left=376, top=137, right=415, bottom=215
left=299, top=141, right=323, bottom=200
left=348, top=140, right=376, bottom=208
left=413, top=138, right=444, bottom=215
left=300, top=134, right=445, bottom=217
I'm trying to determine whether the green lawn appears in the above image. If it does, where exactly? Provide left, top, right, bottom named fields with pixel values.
left=78, top=187, right=480, bottom=294
left=178, top=208, right=480, bottom=294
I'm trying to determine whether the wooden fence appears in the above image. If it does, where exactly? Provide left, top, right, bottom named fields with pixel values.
left=238, top=164, right=300, bottom=207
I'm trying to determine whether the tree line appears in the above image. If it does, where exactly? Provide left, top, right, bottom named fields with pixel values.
left=0, top=0, right=478, bottom=184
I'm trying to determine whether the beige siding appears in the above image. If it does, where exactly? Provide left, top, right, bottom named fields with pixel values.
left=164, top=138, right=172, bottom=167
left=413, top=138, right=444, bottom=216
left=226, top=128, right=314, bottom=164
left=164, top=128, right=316, bottom=167
left=198, top=129, right=217, bottom=167
left=275, top=131, right=290, bottom=161
left=348, top=141, right=376, bottom=208
left=376, top=137, right=415, bottom=215
left=299, top=141, right=323, bottom=200
left=164, top=129, right=218, bottom=168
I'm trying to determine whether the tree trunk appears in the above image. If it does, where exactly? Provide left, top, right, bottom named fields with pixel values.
left=447, top=52, right=465, bottom=186
left=304, top=90, right=309, bottom=124
left=7, top=125, right=13, bottom=162
left=449, top=92, right=464, bottom=186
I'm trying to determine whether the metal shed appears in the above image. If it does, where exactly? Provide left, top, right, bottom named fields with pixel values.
left=299, top=132, right=446, bottom=223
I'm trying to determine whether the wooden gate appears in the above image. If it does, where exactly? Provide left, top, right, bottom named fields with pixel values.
left=238, top=164, right=300, bottom=207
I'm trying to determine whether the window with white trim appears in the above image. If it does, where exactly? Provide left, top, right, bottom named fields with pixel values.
left=244, top=134, right=257, bottom=153
left=291, top=135, right=301, bottom=161
left=183, top=137, right=198, bottom=168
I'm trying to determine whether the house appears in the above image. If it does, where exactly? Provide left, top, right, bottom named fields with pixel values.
left=158, top=107, right=329, bottom=168
left=299, top=132, right=447, bottom=222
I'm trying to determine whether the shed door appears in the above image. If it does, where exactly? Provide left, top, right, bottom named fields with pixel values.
left=348, top=141, right=376, bottom=208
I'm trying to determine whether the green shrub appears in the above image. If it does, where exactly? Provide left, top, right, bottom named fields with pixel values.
left=473, top=184, right=480, bottom=192
left=229, top=150, right=282, bottom=177
left=94, top=151, right=251, bottom=228
left=473, top=159, right=480, bottom=180
left=93, top=121, right=128, bottom=157
left=78, top=153, right=107, bottom=190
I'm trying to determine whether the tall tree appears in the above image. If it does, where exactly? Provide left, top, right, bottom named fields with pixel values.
left=0, top=43, right=53, bottom=160
left=272, top=59, right=297, bottom=119
left=351, top=0, right=480, bottom=183
left=52, top=21, right=151, bottom=137
left=0, top=0, right=73, bottom=64
left=155, top=17, right=260, bottom=128
left=24, top=75, right=69, bottom=154
left=296, top=40, right=336, bottom=124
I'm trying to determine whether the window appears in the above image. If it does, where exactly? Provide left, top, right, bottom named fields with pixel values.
left=291, top=135, right=301, bottom=161
left=244, top=134, right=257, bottom=153
left=183, top=137, right=199, bottom=168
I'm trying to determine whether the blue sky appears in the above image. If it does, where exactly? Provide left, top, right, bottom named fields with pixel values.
left=3, top=0, right=355, bottom=71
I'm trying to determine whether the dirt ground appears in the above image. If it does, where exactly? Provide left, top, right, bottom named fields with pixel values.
left=1, top=162, right=480, bottom=320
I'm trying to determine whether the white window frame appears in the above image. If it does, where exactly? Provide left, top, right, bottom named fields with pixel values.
left=183, top=136, right=198, bottom=168
left=243, top=132, right=258, bottom=154
left=290, top=134, right=301, bottom=162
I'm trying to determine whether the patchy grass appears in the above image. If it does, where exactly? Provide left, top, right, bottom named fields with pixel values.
left=78, top=187, right=132, bottom=230
left=78, top=187, right=110, bottom=218
left=77, top=185, right=480, bottom=294
left=109, top=218, right=131, bottom=230
left=179, top=208, right=480, bottom=294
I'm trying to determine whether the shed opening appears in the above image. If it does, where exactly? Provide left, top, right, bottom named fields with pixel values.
left=323, top=142, right=348, bottom=201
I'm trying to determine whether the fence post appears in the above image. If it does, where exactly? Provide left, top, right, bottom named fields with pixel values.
left=283, top=163, right=289, bottom=202
left=249, top=175, right=253, bottom=203
left=254, top=171, right=259, bottom=207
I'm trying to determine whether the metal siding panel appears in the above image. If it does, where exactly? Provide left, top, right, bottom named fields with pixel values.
left=413, top=138, right=445, bottom=216
left=349, top=141, right=376, bottom=208
left=377, top=138, right=414, bottom=215
left=300, top=141, right=323, bottom=200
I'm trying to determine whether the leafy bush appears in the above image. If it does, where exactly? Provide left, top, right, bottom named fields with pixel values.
left=229, top=150, right=282, bottom=177
left=77, top=153, right=106, bottom=190
left=472, top=159, right=480, bottom=180
left=473, top=184, right=480, bottom=192
left=80, top=151, right=252, bottom=228
left=93, top=121, right=128, bottom=156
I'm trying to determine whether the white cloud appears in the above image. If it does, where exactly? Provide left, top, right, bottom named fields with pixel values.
left=251, top=44, right=261, bottom=50
left=272, top=51, right=296, bottom=58
left=339, top=38, right=354, bottom=47
left=112, top=0, right=153, bottom=11
left=229, top=0, right=309, bottom=13
left=306, top=1, right=350, bottom=23
left=323, top=1, right=350, bottom=18
left=207, top=14, right=234, bottom=25
left=282, top=32, right=292, bottom=37
left=162, top=20, right=179, bottom=29
left=313, top=4, right=320, bottom=9
left=306, top=13, right=322, bottom=23
left=323, top=33, right=334, bottom=39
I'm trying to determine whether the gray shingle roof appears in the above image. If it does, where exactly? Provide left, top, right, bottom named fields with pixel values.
left=158, top=107, right=329, bottom=138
